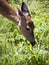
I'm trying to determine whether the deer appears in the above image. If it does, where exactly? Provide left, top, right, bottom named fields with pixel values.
left=0, top=0, right=36, bottom=46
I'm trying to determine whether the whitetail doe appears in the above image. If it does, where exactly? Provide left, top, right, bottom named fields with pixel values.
left=0, top=0, right=36, bottom=46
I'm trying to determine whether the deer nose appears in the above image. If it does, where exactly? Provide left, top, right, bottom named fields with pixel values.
left=30, top=41, right=36, bottom=46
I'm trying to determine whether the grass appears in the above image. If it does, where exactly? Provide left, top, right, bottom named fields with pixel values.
left=0, top=1, right=49, bottom=65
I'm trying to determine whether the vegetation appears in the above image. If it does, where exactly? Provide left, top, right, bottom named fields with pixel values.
left=0, top=0, right=49, bottom=65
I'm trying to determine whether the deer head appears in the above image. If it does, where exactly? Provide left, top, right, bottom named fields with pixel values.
left=16, top=2, right=36, bottom=46
left=0, top=0, right=36, bottom=46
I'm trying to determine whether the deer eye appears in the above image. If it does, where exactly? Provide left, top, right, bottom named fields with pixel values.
left=26, top=25, right=30, bottom=30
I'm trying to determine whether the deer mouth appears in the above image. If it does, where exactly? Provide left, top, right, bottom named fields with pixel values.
left=30, top=41, right=36, bottom=46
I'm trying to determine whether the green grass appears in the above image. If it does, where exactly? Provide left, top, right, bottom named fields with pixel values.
left=0, top=1, right=49, bottom=65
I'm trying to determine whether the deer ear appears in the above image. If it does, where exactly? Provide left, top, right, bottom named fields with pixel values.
left=16, top=8, right=23, bottom=16
left=21, top=2, right=29, bottom=13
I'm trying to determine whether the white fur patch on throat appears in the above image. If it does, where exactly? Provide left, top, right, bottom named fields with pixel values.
left=18, top=20, right=21, bottom=27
